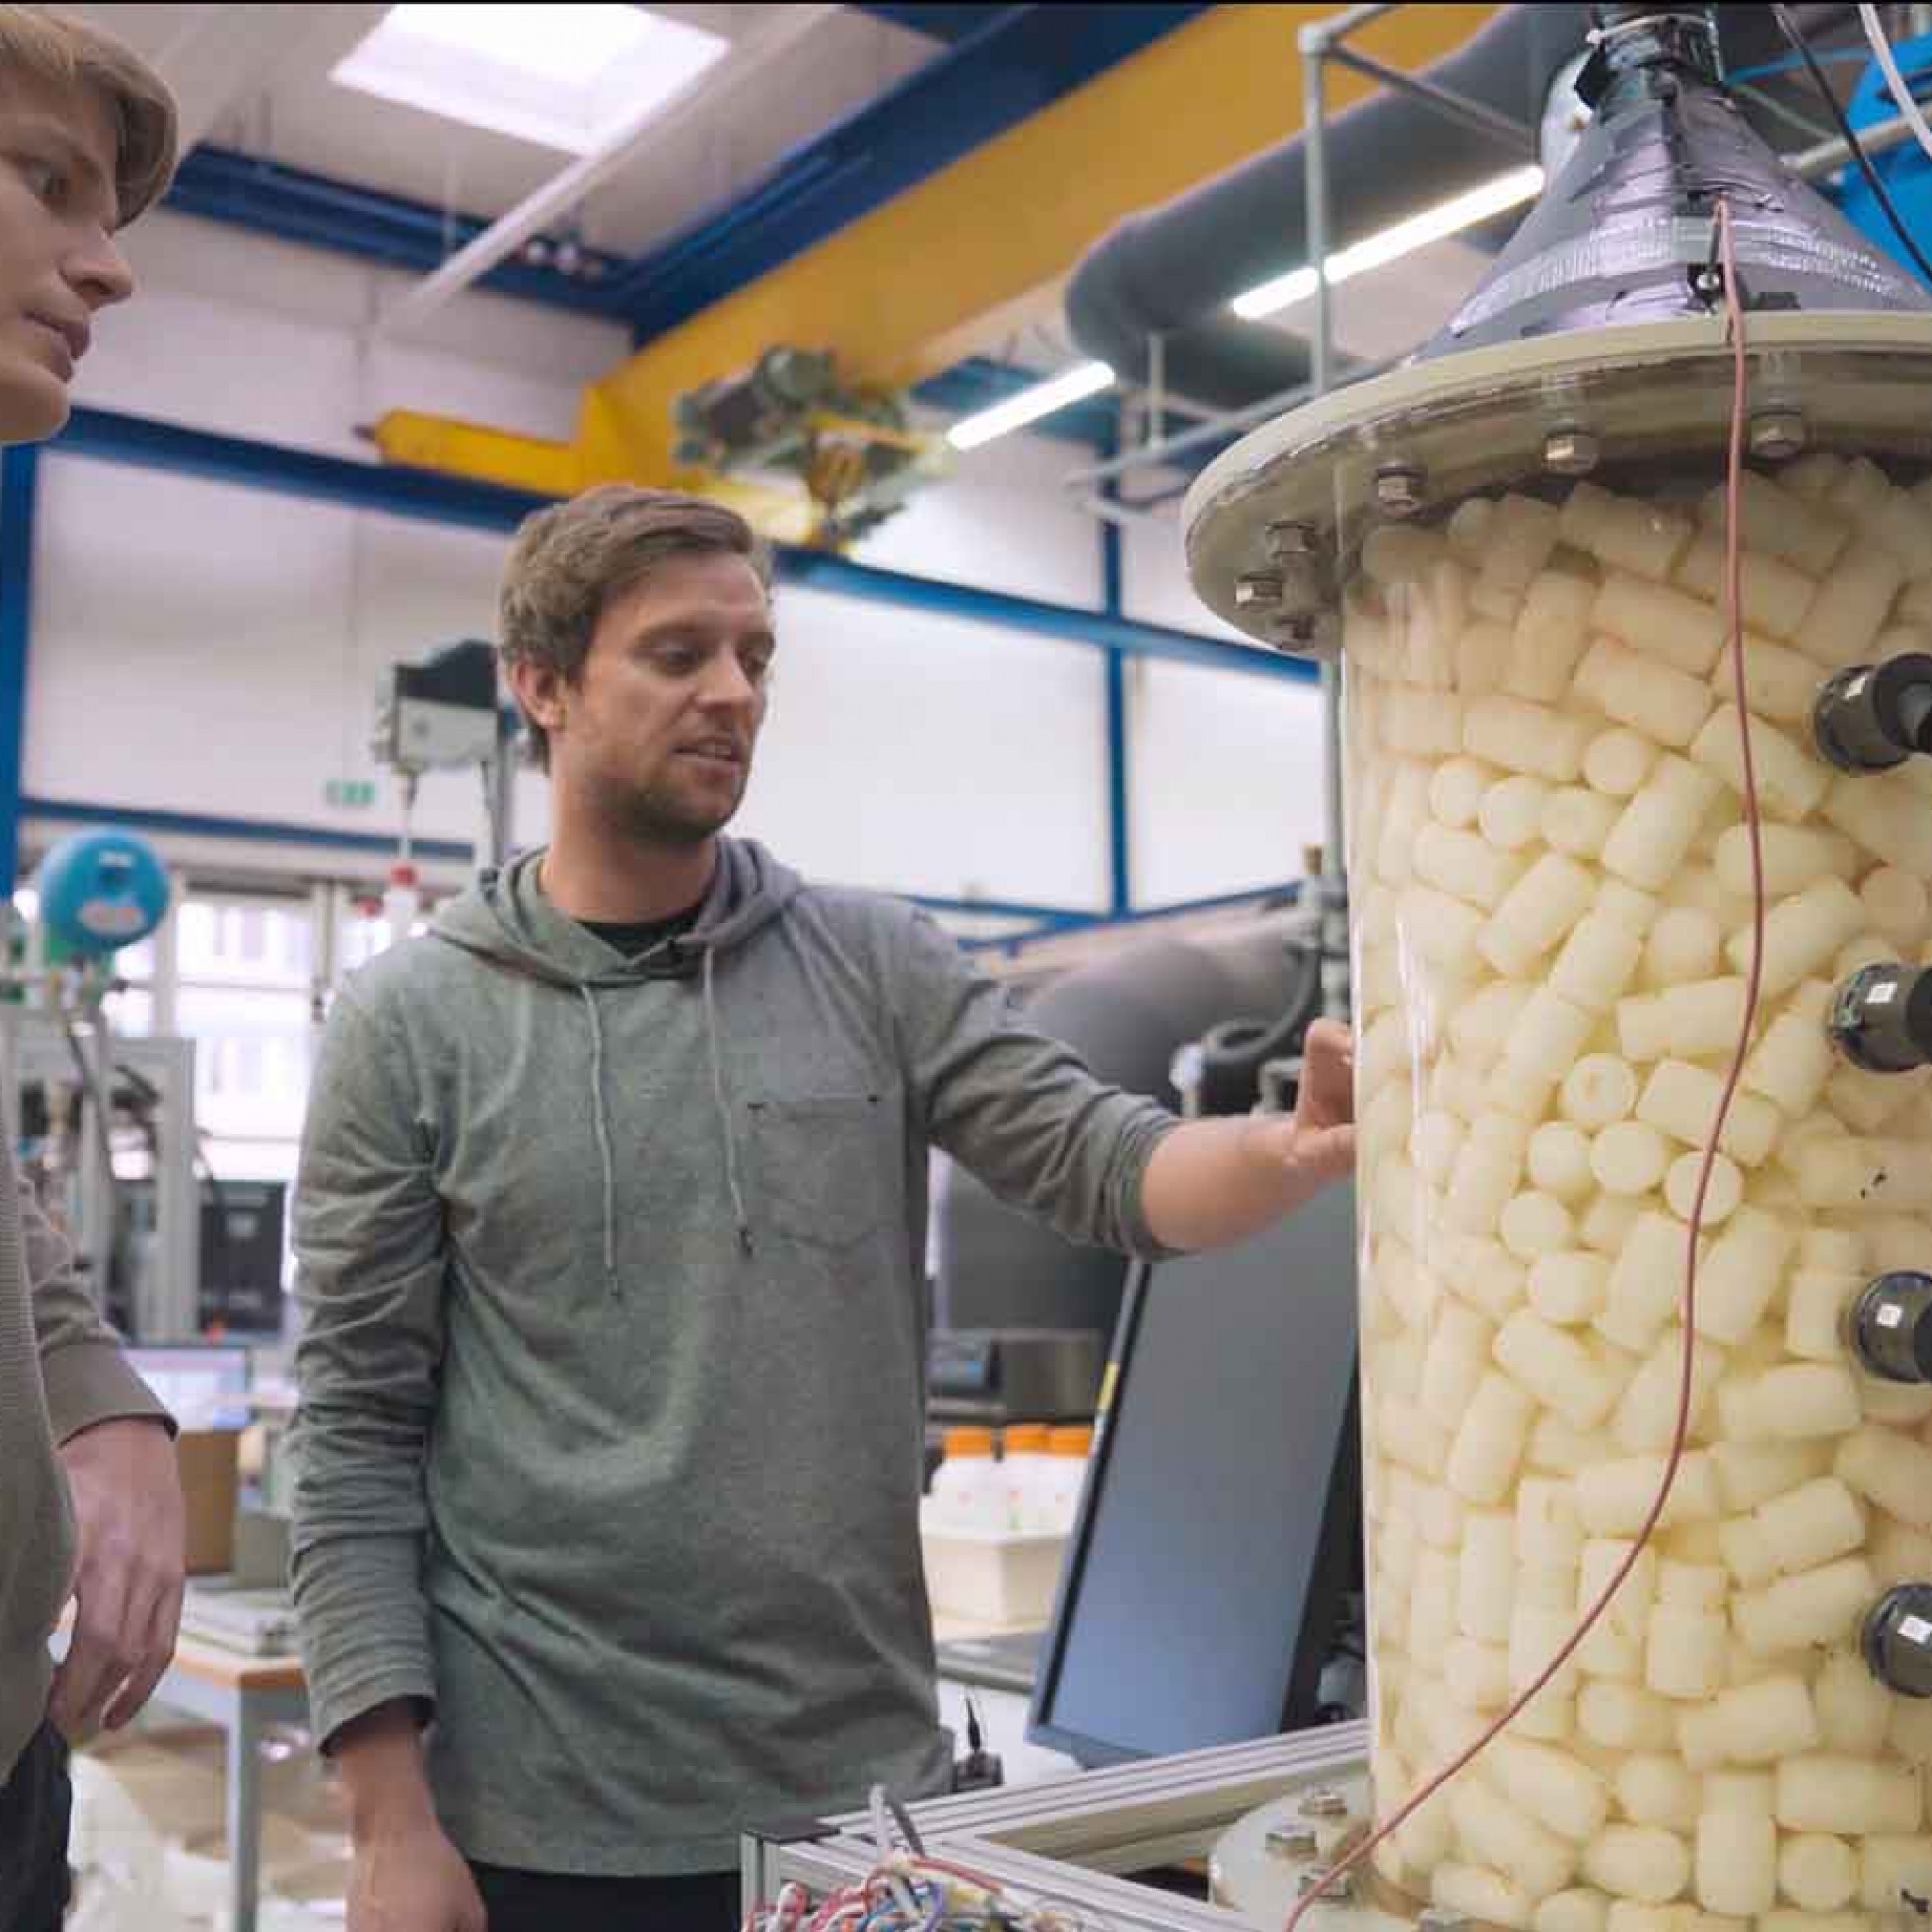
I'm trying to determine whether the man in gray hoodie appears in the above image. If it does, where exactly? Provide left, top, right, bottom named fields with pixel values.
left=0, top=12, right=185, bottom=1929
left=292, top=485, right=1355, bottom=1932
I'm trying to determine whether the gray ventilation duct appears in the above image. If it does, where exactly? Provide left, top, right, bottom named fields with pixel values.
left=1065, top=4, right=1856, bottom=412
left=933, top=921, right=1302, bottom=1337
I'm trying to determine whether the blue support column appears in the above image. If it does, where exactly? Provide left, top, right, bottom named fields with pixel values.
left=1100, top=508, right=1131, bottom=918
left=0, top=444, right=39, bottom=889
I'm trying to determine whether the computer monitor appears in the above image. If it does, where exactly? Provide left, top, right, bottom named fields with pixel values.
left=1027, top=1183, right=1360, bottom=1766
left=123, top=1341, right=253, bottom=1429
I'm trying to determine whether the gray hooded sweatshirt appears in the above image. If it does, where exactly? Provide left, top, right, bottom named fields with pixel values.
left=1, top=1153, right=171, bottom=1785
left=290, top=840, right=1177, bottom=1875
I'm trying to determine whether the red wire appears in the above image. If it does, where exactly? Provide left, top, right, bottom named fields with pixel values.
left=1282, top=198, right=1768, bottom=1931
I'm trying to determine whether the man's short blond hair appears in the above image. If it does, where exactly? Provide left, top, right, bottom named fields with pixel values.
left=0, top=6, right=178, bottom=225
left=500, top=486, right=773, bottom=770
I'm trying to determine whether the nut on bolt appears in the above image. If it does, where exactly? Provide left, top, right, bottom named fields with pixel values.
left=1543, top=427, right=1600, bottom=477
left=1235, top=571, right=1285, bottom=609
left=1299, top=1785, right=1349, bottom=1819
left=1374, top=464, right=1426, bottom=518
left=1265, top=1823, right=1320, bottom=1860
left=1265, top=519, right=1319, bottom=558
left=1298, top=1867, right=1356, bottom=1903
left=1748, top=409, right=1807, bottom=462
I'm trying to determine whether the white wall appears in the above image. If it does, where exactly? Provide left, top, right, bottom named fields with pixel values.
left=1118, top=496, right=1252, bottom=643
left=1126, top=656, right=1327, bottom=908
left=23, top=211, right=1321, bottom=914
left=736, top=585, right=1110, bottom=911
left=853, top=429, right=1103, bottom=610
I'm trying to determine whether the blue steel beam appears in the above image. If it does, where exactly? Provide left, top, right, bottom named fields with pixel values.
left=20, top=797, right=476, bottom=867
left=0, top=446, right=37, bottom=887
left=49, top=406, right=1316, bottom=686
left=1099, top=475, right=1131, bottom=917
left=167, top=147, right=635, bottom=320
left=17, top=795, right=1103, bottom=924
left=606, top=5, right=1209, bottom=337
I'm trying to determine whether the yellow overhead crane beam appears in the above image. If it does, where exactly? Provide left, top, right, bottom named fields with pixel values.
left=372, top=3, right=1497, bottom=531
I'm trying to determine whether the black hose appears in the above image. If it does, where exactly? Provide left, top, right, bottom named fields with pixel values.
left=1192, top=942, right=1324, bottom=1115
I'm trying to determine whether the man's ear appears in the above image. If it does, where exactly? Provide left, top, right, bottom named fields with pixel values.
left=506, top=656, right=567, bottom=739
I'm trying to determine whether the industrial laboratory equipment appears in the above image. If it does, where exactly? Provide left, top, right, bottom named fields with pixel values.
left=370, top=638, right=522, bottom=890
left=1179, top=0, right=1932, bottom=1925
left=3, top=829, right=202, bottom=1338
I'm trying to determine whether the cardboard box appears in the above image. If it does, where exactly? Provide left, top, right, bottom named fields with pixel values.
left=175, top=1429, right=241, bottom=1576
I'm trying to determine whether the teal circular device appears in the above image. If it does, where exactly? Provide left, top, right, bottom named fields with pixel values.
left=33, top=828, right=171, bottom=955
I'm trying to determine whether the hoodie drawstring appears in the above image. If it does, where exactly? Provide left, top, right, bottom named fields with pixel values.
left=704, top=947, right=754, bottom=1257
left=578, top=985, right=621, bottom=1293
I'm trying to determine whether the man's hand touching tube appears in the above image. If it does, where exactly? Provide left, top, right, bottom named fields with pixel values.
left=338, top=1703, right=487, bottom=1932
left=1139, top=1016, right=1357, bottom=1254
left=50, top=1417, right=185, bottom=1739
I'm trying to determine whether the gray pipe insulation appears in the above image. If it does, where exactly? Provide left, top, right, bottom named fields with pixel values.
left=1064, top=3, right=1853, bottom=412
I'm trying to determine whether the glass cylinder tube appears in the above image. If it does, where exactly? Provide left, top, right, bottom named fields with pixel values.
left=1343, top=452, right=1932, bottom=1927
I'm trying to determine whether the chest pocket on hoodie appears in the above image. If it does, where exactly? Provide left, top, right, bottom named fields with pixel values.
left=745, top=1083, right=901, bottom=1258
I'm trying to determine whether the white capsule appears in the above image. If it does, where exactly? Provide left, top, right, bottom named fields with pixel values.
left=1719, top=1364, right=1863, bottom=1446
left=1467, top=694, right=1596, bottom=784
left=1509, top=571, right=1600, bottom=704
left=1694, top=1813, right=1776, bottom=1917
left=1734, top=1557, right=1878, bottom=1655
left=1754, top=1476, right=1867, bottom=1576
left=1562, top=1055, right=1640, bottom=1130
left=1447, top=1371, right=1536, bottom=1505
left=1690, top=705, right=1830, bottom=824
left=1584, top=726, right=1658, bottom=799
left=1644, top=1603, right=1728, bottom=1700
left=1483, top=854, right=1600, bottom=979
left=1776, top=1754, right=1922, bottom=1835
left=1577, top=1680, right=1679, bottom=1753
left=1552, top=915, right=1647, bottom=1015
left=1860, top=865, right=1929, bottom=950
left=1574, top=634, right=1715, bottom=750
left=1417, top=820, right=1529, bottom=910
left=1778, top=1835, right=1859, bottom=1913
left=1742, top=1004, right=1838, bottom=1121
left=1581, top=1824, right=1692, bottom=1905
left=1635, top=1059, right=1782, bottom=1168
left=1793, top=539, right=1906, bottom=669
left=1678, top=1673, right=1821, bottom=1770
left=1543, top=786, right=1624, bottom=860
left=1593, top=573, right=1722, bottom=675
left=1432, top=754, right=1502, bottom=829
left=1692, top=1206, right=1795, bottom=1347
left=1482, top=773, right=1555, bottom=850
left=1834, top=1423, right=1932, bottom=1531
left=1529, top=1122, right=1597, bottom=1202
left=1591, top=1121, right=1671, bottom=1196
left=1497, top=1309, right=1620, bottom=1429
left=1641, top=908, right=1722, bottom=990
left=1662, top=1151, right=1742, bottom=1227
left=1710, top=1438, right=1834, bottom=1514
left=1602, top=757, right=1723, bottom=893
left=1701, top=469, right=1850, bottom=577
left=1674, top=532, right=1818, bottom=641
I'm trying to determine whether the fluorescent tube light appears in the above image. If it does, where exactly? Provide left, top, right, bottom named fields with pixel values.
left=946, top=361, right=1116, bottom=451
left=1231, top=165, right=1546, bottom=321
